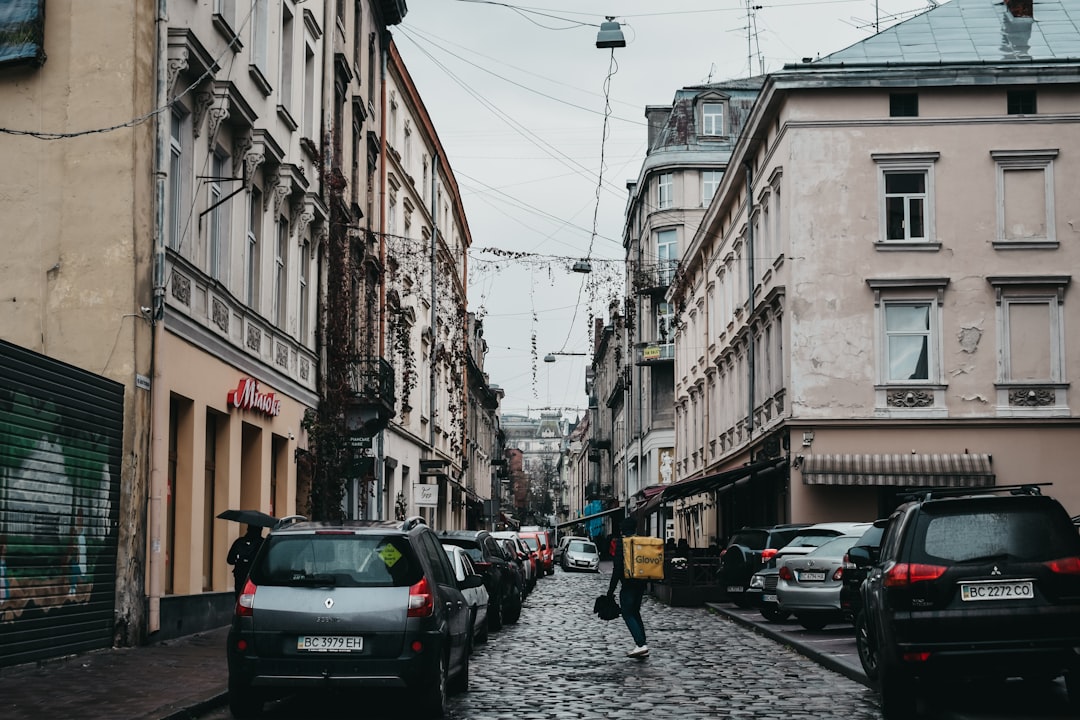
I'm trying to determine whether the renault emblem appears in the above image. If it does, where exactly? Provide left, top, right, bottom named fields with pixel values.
left=991, top=566, right=1002, bottom=576
left=324, top=598, right=334, bottom=609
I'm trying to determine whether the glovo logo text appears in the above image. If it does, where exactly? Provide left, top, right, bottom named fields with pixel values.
left=635, top=554, right=662, bottom=565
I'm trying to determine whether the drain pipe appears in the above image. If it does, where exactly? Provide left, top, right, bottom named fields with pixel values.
left=744, top=161, right=755, bottom=439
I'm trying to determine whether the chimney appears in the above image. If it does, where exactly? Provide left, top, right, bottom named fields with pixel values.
left=1005, top=0, right=1033, bottom=18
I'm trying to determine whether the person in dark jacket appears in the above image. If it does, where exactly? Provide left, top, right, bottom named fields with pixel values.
left=227, top=525, right=264, bottom=599
left=607, top=516, right=649, bottom=658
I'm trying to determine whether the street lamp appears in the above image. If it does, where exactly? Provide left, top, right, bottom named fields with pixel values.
left=596, top=17, right=626, bottom=49
left=544, top=352, right=587, bottom=363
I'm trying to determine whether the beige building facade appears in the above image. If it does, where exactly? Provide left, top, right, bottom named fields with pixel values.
left=670, top=0, right=1080, bottom=544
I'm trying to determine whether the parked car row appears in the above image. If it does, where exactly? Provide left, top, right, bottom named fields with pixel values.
left=718, top=484, right=1080, bottom=718
left=225, top=519, right=560, bottom=720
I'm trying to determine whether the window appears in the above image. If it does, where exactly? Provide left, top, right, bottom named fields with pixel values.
left=988, top=276, right=1068, bottom=386
left=1007, top=89, right=1036, bottom=115
left=303, top=44, right=316, bottom=137
left=889, top=92, right=918, bottom=117
left=992, top=149, right=1057, bottom=247
left=656, top=229, right=677, bottom=285
left=279, top=5, right=293, bottom=110
left=874, top=153, right=938, bottom=245
left=702, top=171, right=721, bottom=206
left=252, top=0, right=268, bottom=76
left=209, top=151, right=231, bottom=281
left=657, top=173, right=673, bottom=210
left=657, top=302, right=674, bottom=347
left=246, top=188, right=262, bottom=308
left=884, top=303, right=932, bottom=382
left=298, top=241, right=309, bottom=343
left=274, top=217, right=288, bottom=326
left=353, top=1, right=363, bottom=71
left=702, top=102, right=724, bottom=136
left=168, top=109, right=190, bottom=251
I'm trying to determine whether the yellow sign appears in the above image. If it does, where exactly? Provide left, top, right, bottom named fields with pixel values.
left=379, top=544, right=402, bottom=567
left=643, top=345, right=660, bottom=360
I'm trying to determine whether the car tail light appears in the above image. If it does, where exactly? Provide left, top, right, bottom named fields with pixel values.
left=1044, top=557, right=1080, bottom=575
left=883, top=562, right=947, bottom=588
left=236, top=579, right=257, bottom=617
left=408, top=577, right=434, bottom=617
left=902, top=651, right=932, bottom=663
left=778, top=566, right=793, bottom=581
left=833, top=567, right=844, bottom=581
left=841, top=553, right=855, bottom=570
left=473, top=561, right=492, bottom=572
left=762, top=548, right=778, bottom=562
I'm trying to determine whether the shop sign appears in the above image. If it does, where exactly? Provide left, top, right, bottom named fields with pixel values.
left=227, top=377, right=281, bottom=417
left=643, top=345, right=661, bottom=360
left=413, top=482, right=439, bottom=508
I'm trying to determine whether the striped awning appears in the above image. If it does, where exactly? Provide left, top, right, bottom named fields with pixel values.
left=800, top=453, right=994, bottom=487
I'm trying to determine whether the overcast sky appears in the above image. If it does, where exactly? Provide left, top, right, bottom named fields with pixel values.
left=393, top=0, right=933, bottom=418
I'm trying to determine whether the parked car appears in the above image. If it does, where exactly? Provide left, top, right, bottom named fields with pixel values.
left=839, top=522, right=885, bottom=623
left=776, top=534, right=864, bottom=630
left=440, top=529, right=522, bottom=629
left=519, top=529, right=555, bottom=576
left=754, top=522, right=872, bottom=622
left=555, top=535, right=588, bottom=564
left=495, top=536, right=533, bottom=598
left=717, top=524, right=809, bottom=607
left=855, top=485, right=1080, bottom=718
left=443, top=544, right=489, bottom=647
left=226, top=517, right=482, bottom=719
left=492, top=530, right=537, bottom=595
left=560, top=539, right=600, bottom=572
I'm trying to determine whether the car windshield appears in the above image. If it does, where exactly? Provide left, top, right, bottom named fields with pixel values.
left=439, top=539, right=484, bottom=563
left=783, top=531, right=843, bottom=549
left=914, top=506, right=1080, bottom=564
left=251, top=534, right=422, bottom=588
left=521, top=537, right=540, bottom=551
left=568, top=541, right=596, bottom=553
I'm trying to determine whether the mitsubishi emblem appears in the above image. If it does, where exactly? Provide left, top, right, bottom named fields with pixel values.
left=324, top=598, right=334, bottom=609
left=991, top=566, right=1002, bottom=576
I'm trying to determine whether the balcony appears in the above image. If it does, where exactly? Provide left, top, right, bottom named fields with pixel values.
left=585, top=482, right=614, bottom=500
left=635, top=342, right=675, bottom=365
left=345, top=357, right=396, bottom=437
left=633, top=261, right=678, bottom=296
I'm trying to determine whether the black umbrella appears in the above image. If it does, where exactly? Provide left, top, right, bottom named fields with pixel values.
left=217, top=509, right=279, bottom=528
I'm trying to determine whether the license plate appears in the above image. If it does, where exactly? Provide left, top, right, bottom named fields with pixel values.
left=297, top=636, right=363, bottom=652
left=727, top=585, right=743, bottom=593
left=762, top=594, right=777, bottom=604
left=799, top=571, right=826, bottom=582
left=960, top=581, right=1033, bottom=602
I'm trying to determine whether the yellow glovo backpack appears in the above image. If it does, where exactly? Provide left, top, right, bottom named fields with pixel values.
left=623, top=535, right=665, bottom=581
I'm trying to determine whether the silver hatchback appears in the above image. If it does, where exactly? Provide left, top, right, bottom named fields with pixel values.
left=226, top=517, right=482, bottom=718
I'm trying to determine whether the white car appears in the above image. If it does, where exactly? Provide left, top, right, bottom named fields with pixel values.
left=554, top=535, right=588, bottom=564
left=444, top=544, right=490, bottom=647
left=560, top=539, right=600, bottom=573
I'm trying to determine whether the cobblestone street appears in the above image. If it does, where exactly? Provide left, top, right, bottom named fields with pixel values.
left=446, top=564, right=881, bottom=720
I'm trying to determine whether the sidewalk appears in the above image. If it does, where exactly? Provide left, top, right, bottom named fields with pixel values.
left=0, top=625, right=231, bottom=720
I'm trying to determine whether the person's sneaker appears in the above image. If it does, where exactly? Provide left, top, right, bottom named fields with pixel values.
left=626, top=645, right=649, bottom=658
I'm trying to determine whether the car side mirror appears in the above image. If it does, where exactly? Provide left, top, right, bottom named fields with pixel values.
left=847, top=545, right=873, bottom=567
left=460, top=574, right=485, bottom=590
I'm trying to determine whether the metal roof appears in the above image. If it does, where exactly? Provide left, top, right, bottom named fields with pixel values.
left=819, top=0, right=1080, bottom=65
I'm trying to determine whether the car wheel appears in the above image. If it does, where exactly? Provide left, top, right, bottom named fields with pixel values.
left=759, top=605, right=790, bottom=622
left=448, top=636, right=470, bottom=695
left=228, top=679, right=263, bottom=719
left=421, top=653, right=448, bottom=718
left=487, top=589, right=503, bottom=631
left=503, top=585, right=522, bottom=624
left=854, top=612, right=879, bottom=681
left=797, top=614, right=828, bottom=631
left=878, top=664, right=917, bottom=719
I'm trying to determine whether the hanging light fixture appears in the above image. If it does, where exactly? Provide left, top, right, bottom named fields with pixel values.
left=544, top=353, right=557, bottom=363
left=572, top=259, right=592, bottom=273
left=596, top=17, right=626, bottom=49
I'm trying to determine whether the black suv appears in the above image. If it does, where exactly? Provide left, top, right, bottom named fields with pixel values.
left=440, top=530, right=522, bottom=629
left=718, top=523, right=809, bottom=607
left=226, top=517, right=482, bottom=718
left=839, top=521, right=886, bottom=623
left=855, top=485, right=1080, bottom=718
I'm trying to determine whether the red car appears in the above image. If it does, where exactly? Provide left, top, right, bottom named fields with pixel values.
left=519, top=530, right=554, bottom=576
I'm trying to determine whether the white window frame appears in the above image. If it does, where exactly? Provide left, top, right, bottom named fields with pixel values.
left=702, top=170, right=721, bottom=206
left=279, top=3, right=294, bottom=111
left=987, top=276, right=1069, bottom=405
left=873, top=152, right=939, bottom=248
left=252, top=0, right=269, bottom=76
left=274, top=217, right=288, bottom=326
left=991, top=149, right=1058, bottom=249
left=656, top=228, right=677, bottom=285
left=298, top=240, right=310, bottom=343
left=657, top=172, right=673, bottom=210
left=168, top=108, right=190, bottom=251
left=657, top=302, right=674, bottom=353
left=209, top=150, right=231, bottom=282
left=701, top=102, right=724, bottom=136
left=246, top=188, right=262, bottom=309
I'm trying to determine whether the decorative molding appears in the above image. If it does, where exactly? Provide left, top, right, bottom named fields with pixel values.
left=300, top=358, right=310, bottom=381
left=246, top=325, right=261, bottom=352
left=295, top=210, right=315, bottom=241
left=212, top=298, right=229, bottom=332
left=887, top=389, right=934, bottom=408
left=243, top=150, right=265, bottom=188
left=207, top=104, right=230, bottom=142
left=192, top=91, right=214, bottom=138
left=166, top=48, right=189, bottom=94
left=1009, top=387, right=1055, bottom=406
left=275, top=343, right=289, bottom=369
left=232, top=133, right=252, bottom=177
left=171, top=272, right=191, bottom=305
left=273, top=180, right=291, bottom=216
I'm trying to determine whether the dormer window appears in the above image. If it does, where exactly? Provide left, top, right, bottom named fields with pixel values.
left=702, top=102, right=724, bottom=136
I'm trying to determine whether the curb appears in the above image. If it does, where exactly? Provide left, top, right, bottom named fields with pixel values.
left=157, top=692, right=229, bottom=720
left=705, top=603, right=873, bottom=689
